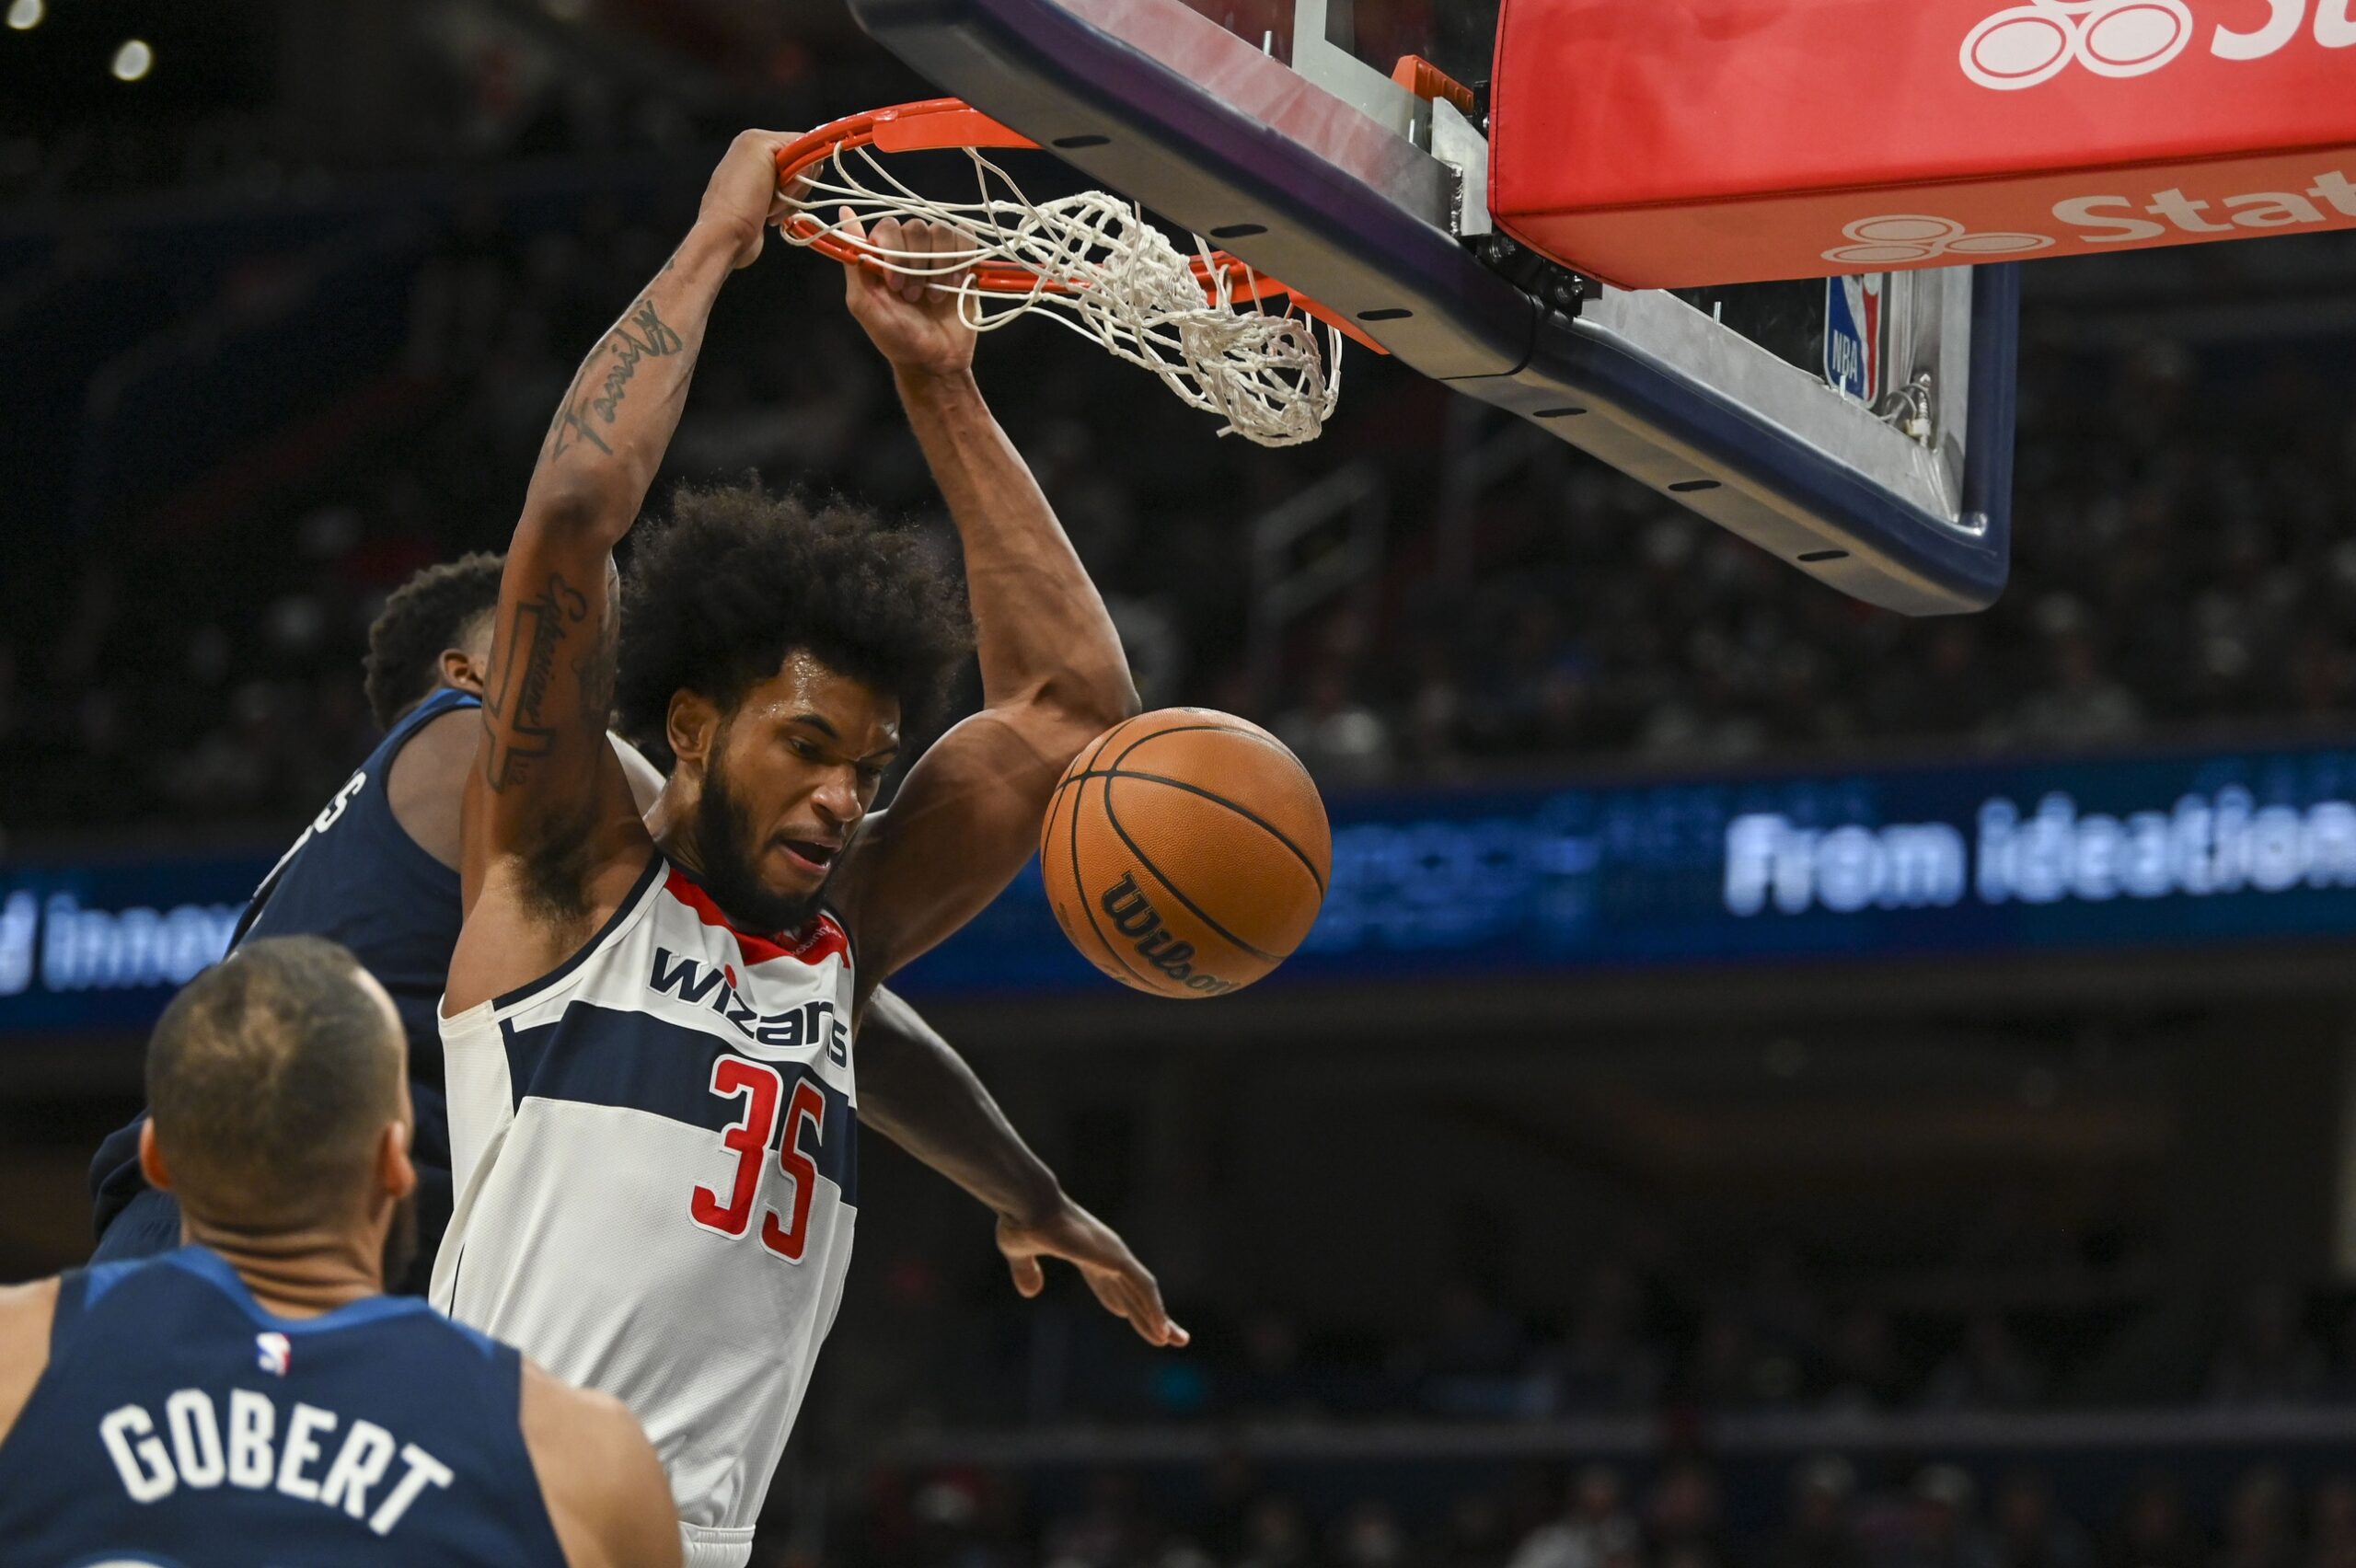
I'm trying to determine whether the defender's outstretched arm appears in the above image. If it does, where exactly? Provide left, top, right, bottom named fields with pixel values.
left=448, top=133, right=793, bottom=1012
left=829, top=218, right=1141, bottom=981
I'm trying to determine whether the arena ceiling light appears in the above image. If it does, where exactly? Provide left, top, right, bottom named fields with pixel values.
left=110, top=38, right=153, bottom=82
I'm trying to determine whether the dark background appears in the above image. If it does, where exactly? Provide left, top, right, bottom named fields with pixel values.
left=8, top=4, right=2356, bottom=1566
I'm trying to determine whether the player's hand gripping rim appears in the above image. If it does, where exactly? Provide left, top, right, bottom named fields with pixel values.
left=698, top=129, right=805, bottom=270
left=834, top=209, right=981, bottom=381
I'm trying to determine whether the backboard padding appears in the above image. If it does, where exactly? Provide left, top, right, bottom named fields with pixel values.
left=849, top=0, right=2018, bottom=613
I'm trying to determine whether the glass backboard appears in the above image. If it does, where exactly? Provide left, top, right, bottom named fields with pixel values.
left=845, top=0, right=2018, bottom=614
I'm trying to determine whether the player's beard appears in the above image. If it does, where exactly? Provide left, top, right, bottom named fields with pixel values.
left=695, top=751, right=826, bottom=936
left=380, top=1187, right=420, bottom=1292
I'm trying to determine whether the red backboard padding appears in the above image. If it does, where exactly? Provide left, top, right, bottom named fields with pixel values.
left=1490, top=0, right=2356, bottom=288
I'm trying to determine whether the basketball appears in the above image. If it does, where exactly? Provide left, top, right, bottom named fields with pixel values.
left=1040, top=709, right=1332, bottom=998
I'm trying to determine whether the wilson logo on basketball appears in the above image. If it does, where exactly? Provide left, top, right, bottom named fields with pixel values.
left=1041, top=707, right=1332, bottom=998
left=1961, top=0, right=2353, bottom=92
left=1097, top=874, right=1240, bottom=996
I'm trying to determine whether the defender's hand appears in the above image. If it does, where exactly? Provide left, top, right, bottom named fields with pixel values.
left=837, top=211, right=979, bottom=378
left=997, top=1198, right=1189, bottom=1348
left=699, top=130, right=800, bottom=270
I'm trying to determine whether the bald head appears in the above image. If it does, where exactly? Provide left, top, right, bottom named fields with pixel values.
left=145, top=936, right=409, bottom=1228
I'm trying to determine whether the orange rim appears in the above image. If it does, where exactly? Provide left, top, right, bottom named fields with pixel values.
left=774, top=100, right=1387, bottom=355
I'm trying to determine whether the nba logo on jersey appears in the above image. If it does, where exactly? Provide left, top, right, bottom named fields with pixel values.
left=255, top=1332, right=291, bottom=1376
left=1824, top=274, right=1882, bottom=404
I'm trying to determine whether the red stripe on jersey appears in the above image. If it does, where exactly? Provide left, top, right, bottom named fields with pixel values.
left=662, top=868, right=851, bottom=968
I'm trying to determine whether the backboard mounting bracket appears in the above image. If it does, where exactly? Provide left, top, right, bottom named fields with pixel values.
left=846, top=0, right=2017, bottom=615
left=1427, top=97, right=1491, bottom=239
left=1288, top=0, right=1424, bottom=144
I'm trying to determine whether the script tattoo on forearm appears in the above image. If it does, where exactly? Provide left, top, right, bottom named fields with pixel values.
left=574, top=598, right=619, bottom=731
left=482, top=572, right=590, bottom=791
left=546, top=298, right=687, bottom=462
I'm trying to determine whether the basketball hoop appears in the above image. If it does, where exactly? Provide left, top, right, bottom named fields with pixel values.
left=773, top=101, right=1366, bottom=448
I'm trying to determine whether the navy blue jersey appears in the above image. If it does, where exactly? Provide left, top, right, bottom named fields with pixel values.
left=0, top=1246, right=565, bottom=1567
left=89, top=689, right=480, bottom=1286
left=232, top=684, right=477, bottom=1081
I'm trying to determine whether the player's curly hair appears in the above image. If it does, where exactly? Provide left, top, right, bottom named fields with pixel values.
left=363, top=552, right=505, bottom=730
left=616, top=479, right=973, bottom=759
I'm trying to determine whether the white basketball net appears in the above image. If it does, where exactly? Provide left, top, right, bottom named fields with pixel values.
left=781, top=141, right=1342, bottom=447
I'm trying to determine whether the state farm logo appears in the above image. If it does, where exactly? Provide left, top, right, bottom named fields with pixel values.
left=1962, top=0, right=2352, bottom=89
left=1823, top=214, right=2054, bottom=265
left=1962, top=1, right=2192, bottom=88
left=1822, top=167, right=2356, bottom=269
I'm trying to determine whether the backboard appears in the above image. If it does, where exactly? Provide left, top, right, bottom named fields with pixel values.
left=845, top=0, right=2019, bottom=615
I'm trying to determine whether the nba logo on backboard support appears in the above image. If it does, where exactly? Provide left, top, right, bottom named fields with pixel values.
left=1825, top=274, right=1882, bottom=404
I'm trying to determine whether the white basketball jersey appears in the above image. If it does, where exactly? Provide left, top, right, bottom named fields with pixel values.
left=432, top=855, right=858, bottom=1568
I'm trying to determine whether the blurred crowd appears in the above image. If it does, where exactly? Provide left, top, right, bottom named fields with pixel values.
left=811, top=1245, right=2356, bottom=1441
left=0, top=165, right=1336, bottom=837
left=6, top=176, right=2353, bottom=843
left=6, top=5, right=2355, bottom=846
left=808, top=1235, right=2356, bottom=1564
left=825, top=1456, right=2356, bottom=1568
left=1265, top=340, right=2356, bottom=786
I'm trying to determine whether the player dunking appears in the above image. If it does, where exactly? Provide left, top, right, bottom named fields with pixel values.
left=90, top=550, right=1166, bottom=1336
left=433, top=133, right=1184, bottom=1564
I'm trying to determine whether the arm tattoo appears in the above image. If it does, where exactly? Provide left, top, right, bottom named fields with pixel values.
left=482, top=572, right=590, bottom=791
left=547, top=298, right=687, bottom=462
left=573, top=600, right=620, bottom=731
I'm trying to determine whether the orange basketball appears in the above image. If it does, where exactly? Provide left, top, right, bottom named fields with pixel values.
left=1040, top=709, right=1332, bottom=998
